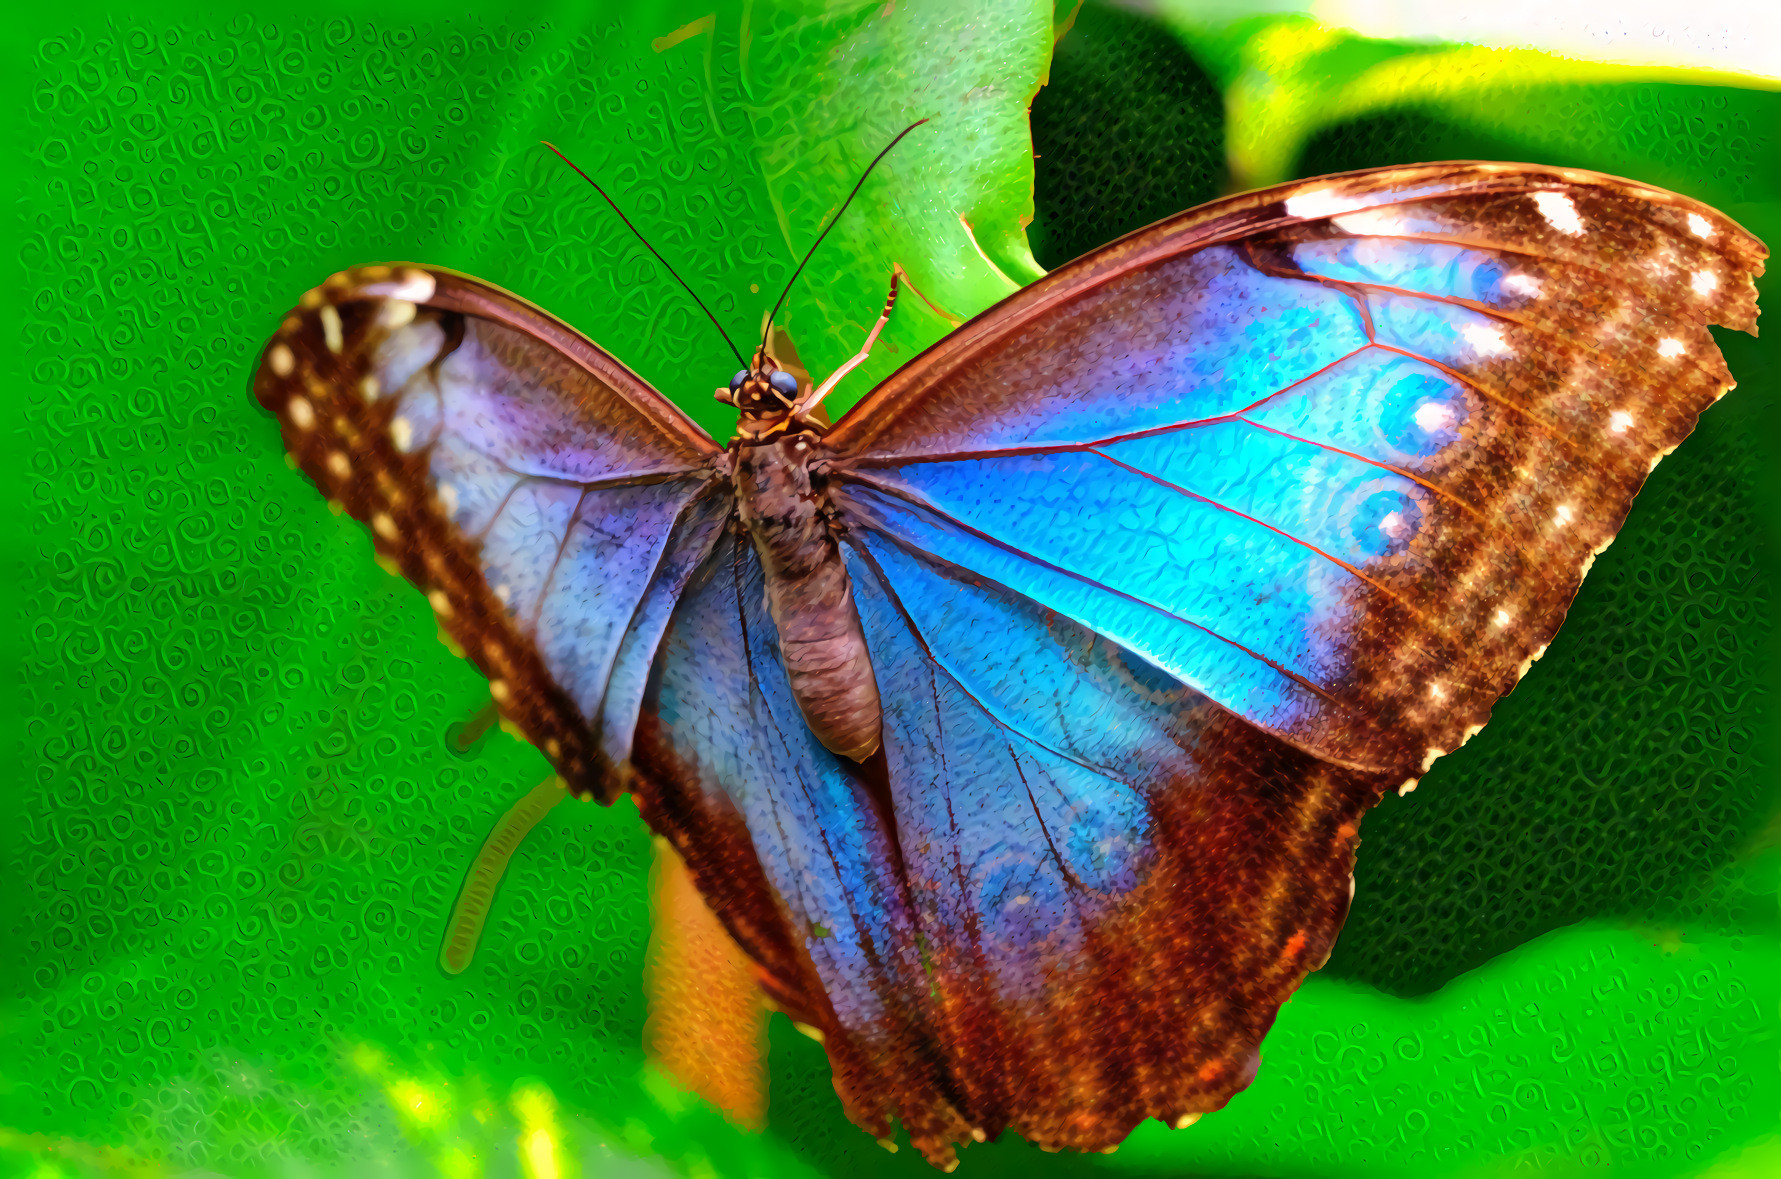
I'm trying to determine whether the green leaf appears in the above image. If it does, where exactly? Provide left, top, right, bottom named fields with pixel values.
left=1152, top=7, right=1781, bottom=190
left=416, top=0, right=1052, bottom=439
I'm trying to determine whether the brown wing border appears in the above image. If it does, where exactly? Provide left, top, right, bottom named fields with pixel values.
left=362, top=264, right=723, bottom=458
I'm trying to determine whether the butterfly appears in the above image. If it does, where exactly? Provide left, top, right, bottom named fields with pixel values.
left=252, top=157, right=1764, bottom=1168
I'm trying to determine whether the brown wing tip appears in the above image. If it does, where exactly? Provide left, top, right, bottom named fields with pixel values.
left=254, top=268, right=617, bottom=806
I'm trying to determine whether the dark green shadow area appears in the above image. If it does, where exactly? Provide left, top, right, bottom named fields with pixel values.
left=1028, top=0, right=1224, bottom=271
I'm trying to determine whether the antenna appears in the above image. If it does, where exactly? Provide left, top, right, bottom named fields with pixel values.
left=540, top=140, right=747, bottom=367
left=761, top=118, right=930, bottom=349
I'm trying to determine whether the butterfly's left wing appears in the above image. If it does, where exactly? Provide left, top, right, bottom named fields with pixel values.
left=252, top=265, right=730, bottom=801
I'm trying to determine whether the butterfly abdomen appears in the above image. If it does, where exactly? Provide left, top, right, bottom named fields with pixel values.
left=734, top=434, right=883, bottom=761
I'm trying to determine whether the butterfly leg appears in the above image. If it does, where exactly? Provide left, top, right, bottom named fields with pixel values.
left=795, top=266, right=902, bottom=423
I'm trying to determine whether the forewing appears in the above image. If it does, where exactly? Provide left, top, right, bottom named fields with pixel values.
left=253, top=265, right=728, bottom=800
left=829, top=162, right=1764, bottom=781
left=785, top=164, right=1766, bottom=1161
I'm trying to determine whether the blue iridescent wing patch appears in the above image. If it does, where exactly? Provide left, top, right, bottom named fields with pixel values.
left=831, top=166, right=1765, bottom=785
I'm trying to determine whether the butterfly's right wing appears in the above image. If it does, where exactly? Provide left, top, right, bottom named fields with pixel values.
left=253, top=265, right=732, bottom=801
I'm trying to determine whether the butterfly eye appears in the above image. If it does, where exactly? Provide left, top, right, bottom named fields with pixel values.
left=730, top=370, right=749, bottom=392
left=768, top=370, right=799, bottom=398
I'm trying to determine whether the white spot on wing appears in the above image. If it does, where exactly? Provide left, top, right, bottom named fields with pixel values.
left=1691, top=270, right=1719, bottom=296
left=1493, top=608, right=1512, bottom=628
left=1461, top=322, right=1513, bottom=358
left=1553, top=504, right=1574, bottom=527
left=1609, top=410, right=1635, bottom=434
left=1397, top=778, right=1419, bottom=797
left=1428, top=681, right=1446, bottom=700
left=319, top=304, right=343, bottom=354
left=268, top=344, right=295, bottom=377
left=1284, top=188, right=1354, bottom=220
left=288, top=397, right=315, bottom=429
left=377, top=300, right=417, bottom=330
left=1687, top=213, right=1715, bottom=239
left=1284, top=181, right=1447, bottom=222
left=1413, top=402, right=1454, bottom=431
left=361, top=269, right=438, bottom=302
left=391, top=416, right=414, bottom=450
left=438, top=483, right=459, bottom=515
left=359, top=374, right=381, bottom=401
left=1533, top=191, right=1585, bottom=235
left=1502, top=274, right=1544, bottom=298
left=1657, top=337, right=1686, bottom=358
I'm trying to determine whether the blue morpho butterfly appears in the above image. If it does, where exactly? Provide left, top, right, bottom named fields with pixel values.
left=253, top=116, right=1765, bottom=1167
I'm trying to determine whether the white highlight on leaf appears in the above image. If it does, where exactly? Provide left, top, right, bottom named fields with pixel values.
left=1657, top=337, right=1687, bottom=358
left=1462, top=322, right=1513, bottom=357
left=1502, top=273, right=1544, bottom=298
left=1533, top=191, right=1586, bottom=235
left=1609, top=410, right=1635, bottom=434
left=1692, top=269, right=1720, bottom=295
left=1553, top=503, right=1574, bottom=527
left=1687, top=213, right=1715, bottom=239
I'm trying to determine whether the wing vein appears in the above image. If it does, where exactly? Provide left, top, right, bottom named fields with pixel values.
left=841, top=474, right=1343, bottom=705
left=1085, top=448, right=1422, bottom=617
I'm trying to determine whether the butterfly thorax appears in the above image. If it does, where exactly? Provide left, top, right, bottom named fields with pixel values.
left=733, top=430, right=882, bottom=762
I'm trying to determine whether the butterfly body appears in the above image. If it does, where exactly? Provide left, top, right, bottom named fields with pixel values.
left=733, top=428, right=884, bottom=761
left=253, top=163, right=1764, bottom=1167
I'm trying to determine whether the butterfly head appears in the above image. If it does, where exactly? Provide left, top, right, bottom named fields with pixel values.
left=718, top=344, right=817, bottom=440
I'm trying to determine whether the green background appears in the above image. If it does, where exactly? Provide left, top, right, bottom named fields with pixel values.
left=9, top=1, right=1780, bottom=1176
